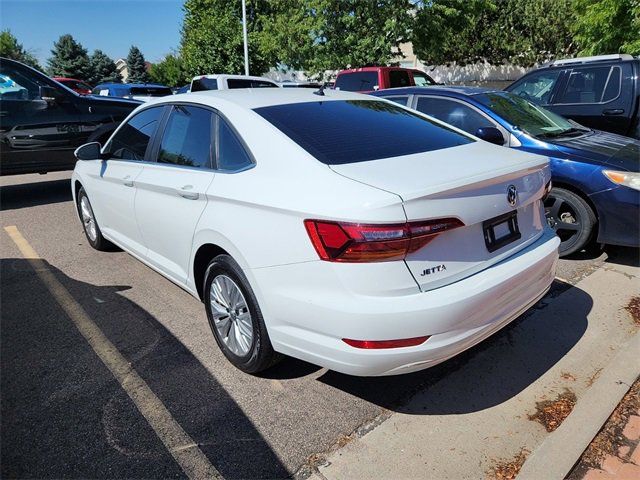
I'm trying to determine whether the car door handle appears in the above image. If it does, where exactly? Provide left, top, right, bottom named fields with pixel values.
left=178, top=186, right=199, bottom=200
left=603, top=109, right=624, bottom=116
left=123, top=175, right=134, bottom=187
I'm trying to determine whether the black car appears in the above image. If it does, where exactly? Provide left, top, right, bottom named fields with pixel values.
left=0, top=58, right=141, bottom=176
left=505, top=54, right=640, bottom=139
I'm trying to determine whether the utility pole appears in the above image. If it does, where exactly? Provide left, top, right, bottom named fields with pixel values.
left=241, top=0, right=249, bottom=75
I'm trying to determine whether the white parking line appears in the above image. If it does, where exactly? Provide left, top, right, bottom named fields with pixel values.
left=4, top=225, right=222, bottom=480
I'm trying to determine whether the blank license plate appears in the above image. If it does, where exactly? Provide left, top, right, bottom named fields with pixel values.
left=483, top=211, right=521, bottom=253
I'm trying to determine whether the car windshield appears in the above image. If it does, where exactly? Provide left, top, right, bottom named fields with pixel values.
left=475, top=92, right=587, bottom=138
left=254, top=99, right=473, bottom=165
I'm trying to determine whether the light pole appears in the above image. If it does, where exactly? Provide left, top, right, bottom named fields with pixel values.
left=241, top=0, right=249, bottom=75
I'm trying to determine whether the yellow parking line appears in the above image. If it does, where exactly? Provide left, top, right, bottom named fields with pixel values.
left=4, top=225, right=221, bottom=480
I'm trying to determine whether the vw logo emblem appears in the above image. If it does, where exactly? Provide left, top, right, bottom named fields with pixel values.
left=507, top=185, right=518, bottom=207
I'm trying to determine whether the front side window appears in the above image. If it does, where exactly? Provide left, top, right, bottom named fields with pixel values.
left=415, top=97, right=495, bottom=134
left=130, top=87, right=172, bottom=97
left=508, top=70, right=561, bottom=105
left=555, top=66, right=617, bottom=104
left=157, top=105, right=213, bottom=168
left=254, top=100, right=473, bottom=165
left=335, top=72, right=379, bottom=92
left=413, top=72, right=435, bottom=87
left=0, top=62, right=49, bottom=101
left=217, top=117, right=253, bottom=171
left=388, top=70, right=411, bottom=88
left=108, top=106, right=164, bottom=160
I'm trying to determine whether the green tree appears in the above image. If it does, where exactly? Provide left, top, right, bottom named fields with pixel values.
left=88, top=50, right=121, bottom=85
left=0, top=30, right=42, bottom=70
left=180, top=0, right=274, bottom=78
left=126, top=45, right=150, bottom=83
left=47, top=34, right=92, bottom=79
left=258, top=0, right=413, bottom=77
left=573, top=0, right=640, bottom=56
left=149, top=53, right=187, bottom=87
left=412, top=0, right=576, bottom=66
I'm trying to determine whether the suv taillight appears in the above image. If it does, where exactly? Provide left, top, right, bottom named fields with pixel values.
left=304, top=218, right=464, bottom=262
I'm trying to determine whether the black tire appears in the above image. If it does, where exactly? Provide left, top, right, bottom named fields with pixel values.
left=544, top=187, right=597, bottom=257
left=76, top=187, right=114, bottom=251
left=203, top=254, right=281, bottom=373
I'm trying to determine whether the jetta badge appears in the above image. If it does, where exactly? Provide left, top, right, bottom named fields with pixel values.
left=507, top=185, right=518, bottom=207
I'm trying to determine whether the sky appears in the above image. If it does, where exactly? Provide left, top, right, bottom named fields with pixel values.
left=1, top=0, right=184, bottom=64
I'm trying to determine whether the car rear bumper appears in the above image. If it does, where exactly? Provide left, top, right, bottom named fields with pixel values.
left=252, top=228, right=560, bottom=376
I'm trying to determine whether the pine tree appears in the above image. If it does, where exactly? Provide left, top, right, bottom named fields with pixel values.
left=0, top=30, right=42, bottom=70
left=47, top=34, right=91, bottom=80
left=89, top=50, right=121, bottom=85
left=126, top=46, right=150, bottom=83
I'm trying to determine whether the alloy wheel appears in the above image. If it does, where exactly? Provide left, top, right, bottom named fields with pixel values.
left=80, top=196, right=97, bottom=242
left=209, top=275, right=253, bottom=357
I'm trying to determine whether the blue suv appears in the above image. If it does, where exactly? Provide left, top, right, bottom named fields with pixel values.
left=373, top=86, right=639, bottom=256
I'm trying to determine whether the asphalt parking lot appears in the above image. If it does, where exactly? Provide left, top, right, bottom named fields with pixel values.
left=2, top=172, right=638, bottom=479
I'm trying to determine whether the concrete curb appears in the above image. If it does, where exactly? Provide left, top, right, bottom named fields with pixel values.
left=517, top=332, right=640, bottom=480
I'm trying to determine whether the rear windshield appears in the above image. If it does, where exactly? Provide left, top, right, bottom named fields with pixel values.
left=335, top=72, right=379, bottom=92
left=254, top=100, right=473, bottom=165
left=227, top=79, right=277, bottom=89
left=191, top=78, right=218, bottom=92
left=130, top=87, right=172, bottom=97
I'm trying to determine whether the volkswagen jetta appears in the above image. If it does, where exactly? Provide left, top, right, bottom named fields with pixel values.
left=71, top=88, right=559, bottom=376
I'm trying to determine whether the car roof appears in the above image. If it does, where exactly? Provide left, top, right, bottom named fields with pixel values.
left=95, top=83, right=169, bottom=88
left=337, top=66, right=412, bottom=74
left=373, top=86, right=500, bottom=97
left=144, top=88, right=374, bottom=110
left=191, top=74, right=276, bottom=82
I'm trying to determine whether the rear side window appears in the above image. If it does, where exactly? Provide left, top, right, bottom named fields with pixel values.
left=413, top=72, right=435, bottom=87
left=388, top=70, right=411, bottom=88
left=157, top=105, right=213, bottom=168
left=254, top=100, right=473, bottom=165
left=384, top=96, right=409, bottom=106
left=191, top=78, right=218, bottom=92
left=109, top=106, right=164, bottom=160
left=227, top=79, right=276, bottom=89
left=415, top=97, right=494, bottom=134
left=555, top=66, right=612, bottom=104
left=335, top=72, right=379, bottom=92
left=217, top=117, right=253, bottom=171
left=602, top=67, right=621, bottom=102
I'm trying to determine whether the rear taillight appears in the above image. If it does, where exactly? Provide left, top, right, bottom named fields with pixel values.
left=304, top=218, right=464, bottom=262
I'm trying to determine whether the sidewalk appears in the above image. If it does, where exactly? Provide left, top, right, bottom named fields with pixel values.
left=568, top=377, right=640, bottom=479
left=306, top=262, right=640, bottom=480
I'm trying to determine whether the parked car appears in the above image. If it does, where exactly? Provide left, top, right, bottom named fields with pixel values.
left=190, top=74, right=279, bottom=92
left=505, top=54, right=640, bottom=139
left=92, top=83, right=172, bottom=102
left=0, top=57, right=140, bottom=176
left=373, top=86, right=640, bottom=256
left=71, top=88, right=559, bottom=376
left=334, top=66, right=437, bottom=93
left=53, top=77, right=92, bottom=95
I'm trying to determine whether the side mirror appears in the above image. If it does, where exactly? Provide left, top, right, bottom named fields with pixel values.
left=39, top=85, right=64, bottom=104
left=475, top=126, right=505, bottom=145
left=74, top=142, right=104, bottom=161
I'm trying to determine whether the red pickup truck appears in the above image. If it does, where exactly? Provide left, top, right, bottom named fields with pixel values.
left=334, top=66, right=437, bottom=93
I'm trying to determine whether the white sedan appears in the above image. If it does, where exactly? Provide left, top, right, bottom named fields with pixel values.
left=71, top=88, right=559, bottom=376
